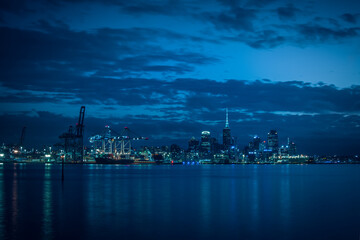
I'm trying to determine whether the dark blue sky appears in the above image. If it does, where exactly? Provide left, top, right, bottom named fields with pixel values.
left=0, top=0, right=359, bottom=155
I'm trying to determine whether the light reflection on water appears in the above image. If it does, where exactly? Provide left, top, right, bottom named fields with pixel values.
left=0, top=164, right=4, bottom=240
left=250, top=165, right=260, bottom=236
left=11, top=165, right=18, bottom=239
left=0, top=164, right=359, bottom=240
left=200, top=169, right=211, bottom=234
left=42, top=164, right=53, bottom=239
left=279, top=165, right=290, bottom=230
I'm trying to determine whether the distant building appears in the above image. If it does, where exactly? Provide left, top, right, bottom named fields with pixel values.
left=259, top=141, right=266, bottom=153
left=223, top=108, right=231, bottom=148
left=201, top=131, right=211, bottom=152
left=279, top=145, right=288, bottom=156
left=253, top=136, right=261, bottom=150
left=210, top=137, right=216, bottom=152
left=170, top=144, right=181, bottom=153
left=267, top=130, right=279, bottom=153
left=288, top=141, right=296, bottom=156
left=248, top=141, right=254, bottom=150
left=188, top=137, right=199, bottom=152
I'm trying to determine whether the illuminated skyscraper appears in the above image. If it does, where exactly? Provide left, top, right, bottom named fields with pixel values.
left=223, top=108, right=231, bottom=148
left=201, top=131, right=211, bottom=152
left=267, top=130, right=279, bottom=152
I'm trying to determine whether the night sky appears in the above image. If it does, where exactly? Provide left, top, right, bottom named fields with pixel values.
left=0, top=0, right=359, bottom=155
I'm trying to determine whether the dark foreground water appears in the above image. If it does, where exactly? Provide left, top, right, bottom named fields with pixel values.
left=0, top=164, right=359, bottom=240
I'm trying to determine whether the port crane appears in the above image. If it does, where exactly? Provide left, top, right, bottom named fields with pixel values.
left=89, top=125, right=148, bottom=160
left=59, top=106, right=85, bottom=162
left=19, top=126, right=26, bottom=147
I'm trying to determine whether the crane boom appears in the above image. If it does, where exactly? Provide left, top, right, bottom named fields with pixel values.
left=19, top=126, right=26, bottom=147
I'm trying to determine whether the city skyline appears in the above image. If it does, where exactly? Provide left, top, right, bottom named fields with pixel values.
left=0, top=106, right=355, bottom=156
left=0, top=0, right=359, bottom=155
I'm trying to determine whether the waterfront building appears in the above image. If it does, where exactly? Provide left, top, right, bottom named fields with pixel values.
left=259, top=141, right=266, bottom=153
left=210, top=137, right=221, bottom=153
left=200, top=131, right=211, bottom=152
left=253, top=136, right=261, bottom=150
left=279, top=145, right=288, bottom=156
left=267, top=130, right=279, bottom=153
left=288, top=141, right=296, bottom=156
left=188, top=137, right=199, bottom=152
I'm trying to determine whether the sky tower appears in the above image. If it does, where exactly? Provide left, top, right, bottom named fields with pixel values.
left=223, top=108, right=231, bottom=148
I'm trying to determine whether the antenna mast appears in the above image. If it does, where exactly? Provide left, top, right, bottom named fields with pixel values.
left=225, top=108, right=229, bottom=128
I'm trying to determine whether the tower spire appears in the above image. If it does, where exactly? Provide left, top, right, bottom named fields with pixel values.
left=225, top=108, right=229, bottom=128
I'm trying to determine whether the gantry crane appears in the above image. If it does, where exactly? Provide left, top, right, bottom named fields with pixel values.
left=19, top=126, right=26, bottom=147
left=59, top=106, right=85, bottom=162
left=89, top=125, right=148, bottom=160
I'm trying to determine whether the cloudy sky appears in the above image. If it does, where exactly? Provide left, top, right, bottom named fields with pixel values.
left=0, top=0, right=359, bottom=154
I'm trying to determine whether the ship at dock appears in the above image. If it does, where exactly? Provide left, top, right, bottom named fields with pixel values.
left=95, top=154, right=157, bottom=164
left=95, top=154, right=135, bottom=164
left=90, top=125, right=155, bottom=164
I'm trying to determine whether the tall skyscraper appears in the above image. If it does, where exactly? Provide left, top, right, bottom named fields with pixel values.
left=253, top=136, right=261, bottom=150
left=223, top=108, right=231, bottom=148
left=201, top=131, right=211, bottom=152
left=267, top=130, right=279, bottom=152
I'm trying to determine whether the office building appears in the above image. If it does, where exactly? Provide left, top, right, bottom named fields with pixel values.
left=201, top=131, right=211, bottom=152
left=267, top=130, right=279, bottom=152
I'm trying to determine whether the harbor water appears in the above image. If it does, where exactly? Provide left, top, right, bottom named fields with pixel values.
left=0, top=163, right=359, bottom=240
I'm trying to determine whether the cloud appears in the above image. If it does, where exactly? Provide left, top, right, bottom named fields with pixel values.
left=222, top=21, right=360, bottom=49
left=0, top=22, right=218, bottom=91
left=340, top=13, right=359, bottom=24
left=2, top=0, right=359, bottom=51
left=0, top=0, right=33, bottom=14
left=3, top=59, right=360, bottom=114
left=295, top=24, right=360, bottom=43
left=276, top=4, right=299, bottom=21
left=245, top=30, right=286, bottom=48
left=1, top=21, right=359, bottom=116
left=169, top=79, right=360, bottom=114
left=245, top=0, right=278, bottom=7
left=119, top=1, right=192, bottom=16
left=0, top=0, right=192, bottom=17
left=202, top=7, right=257, bottom=31
left=196, top=1, right=360, bottom=49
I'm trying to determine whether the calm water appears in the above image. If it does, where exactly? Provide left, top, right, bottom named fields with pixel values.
left=0, top=163, right=359, bottom=240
